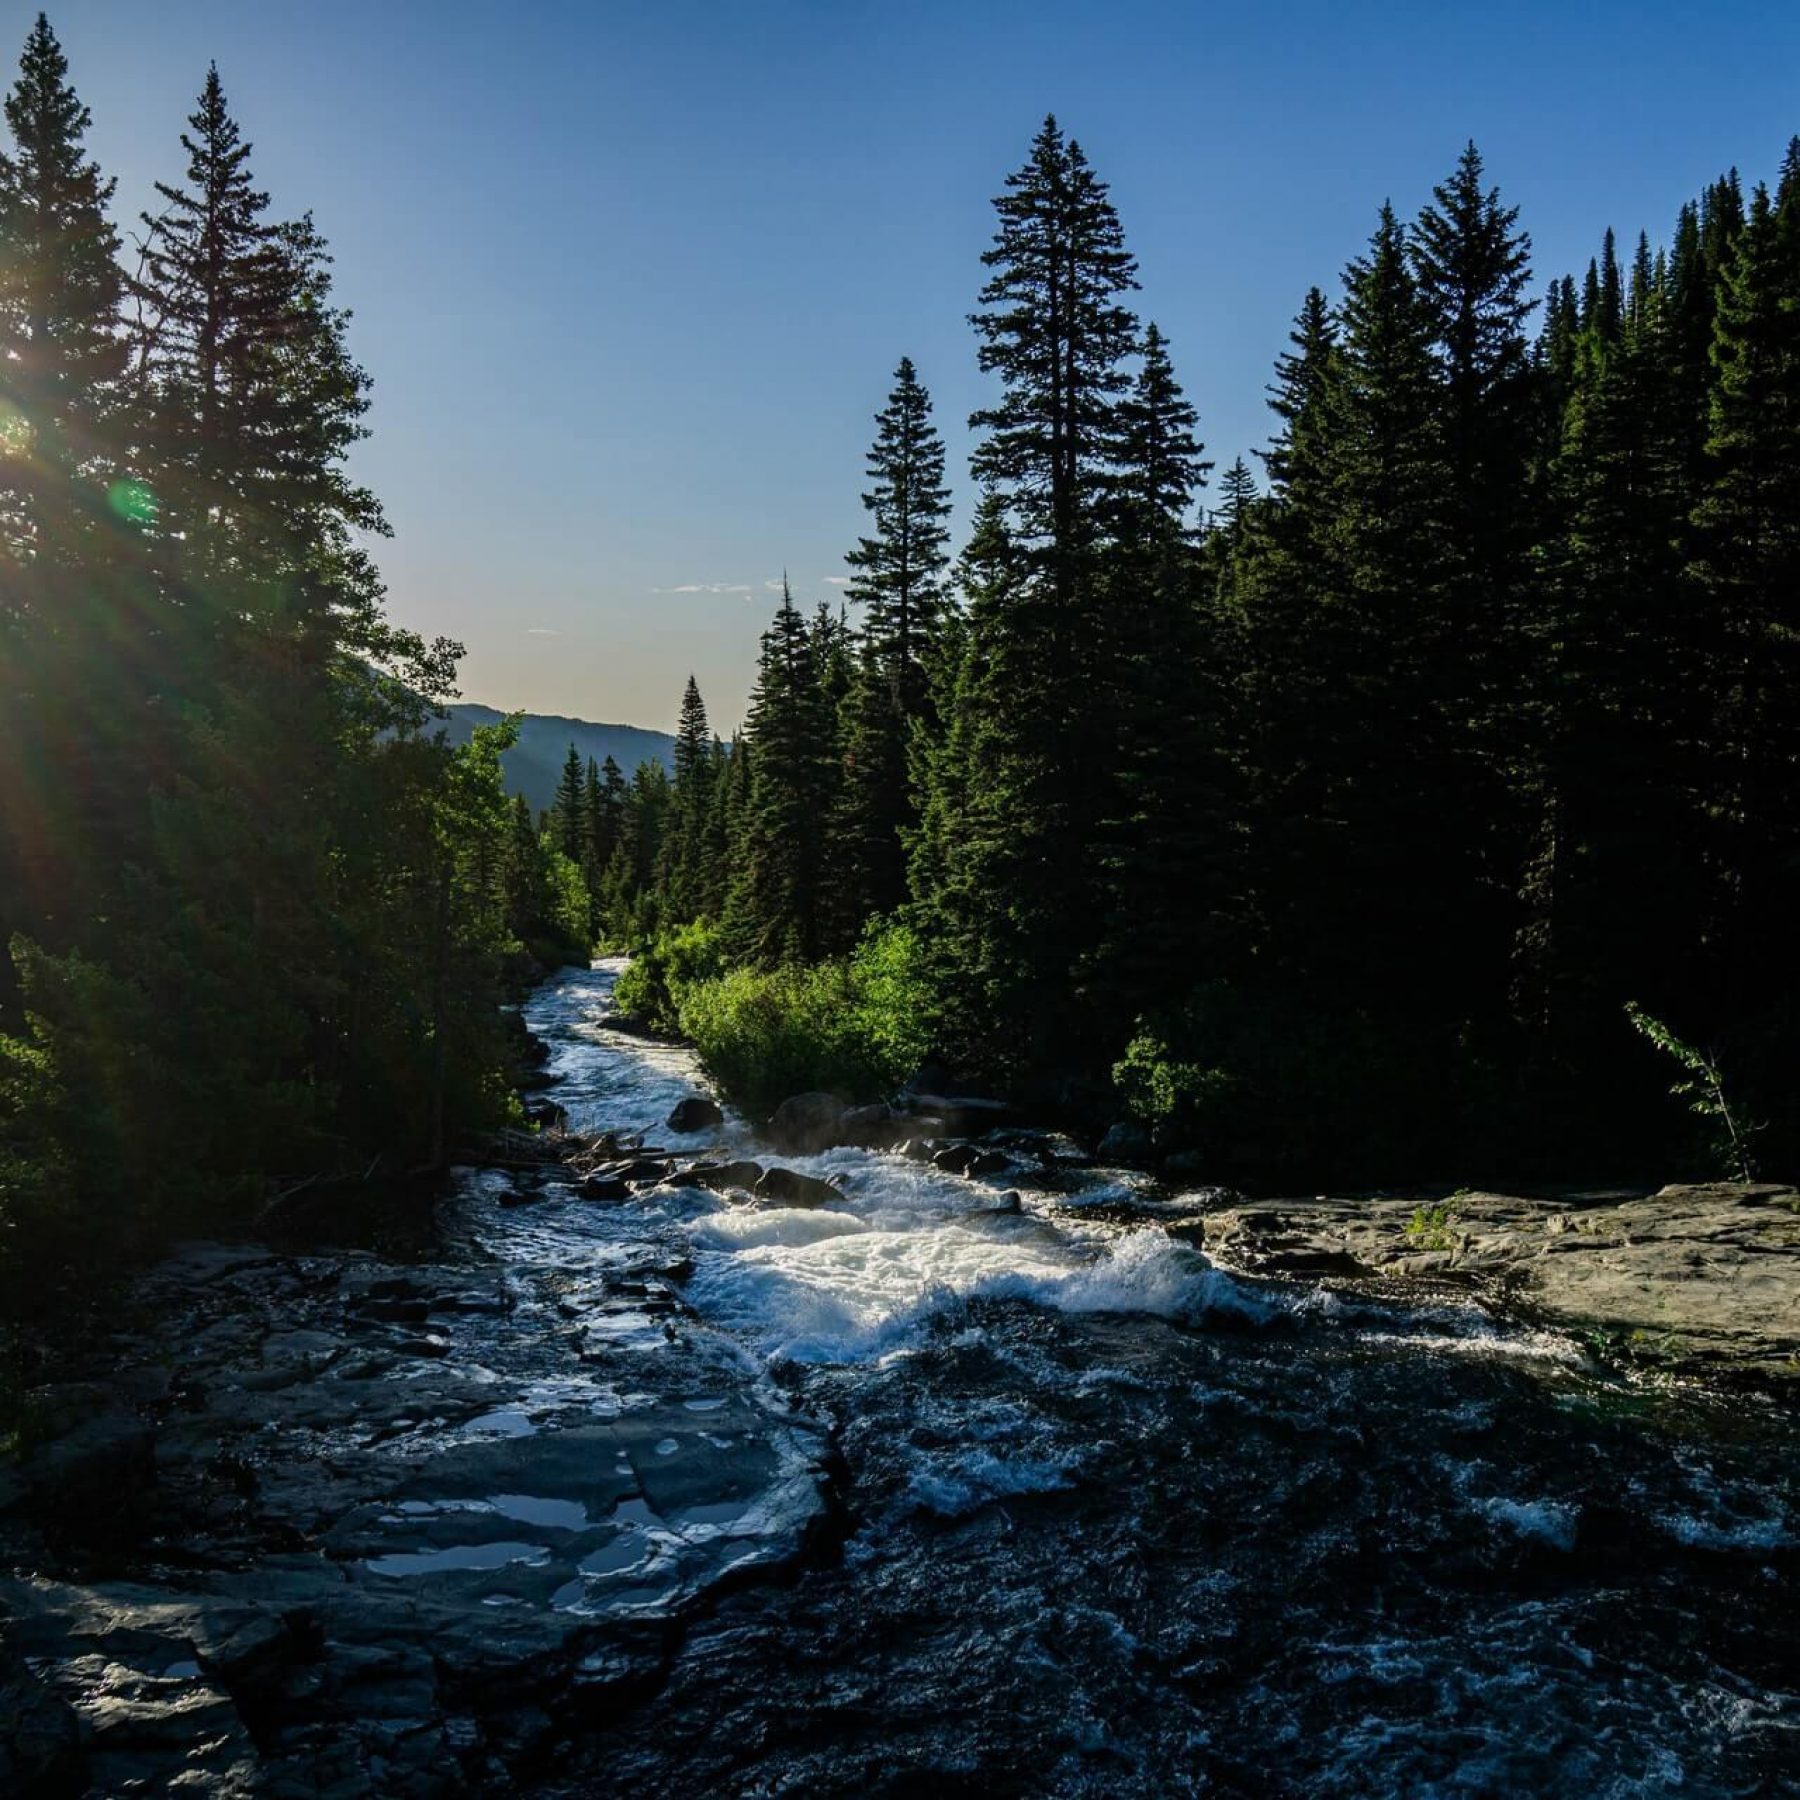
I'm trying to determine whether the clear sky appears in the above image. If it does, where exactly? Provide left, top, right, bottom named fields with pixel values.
left=29, top=0, right=1800, bottom=731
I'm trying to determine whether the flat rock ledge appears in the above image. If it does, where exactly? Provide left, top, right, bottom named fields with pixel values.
left=0, top=1208, right=833, bottom=1798
left=1183, top=1182, right=1800, bottom=1388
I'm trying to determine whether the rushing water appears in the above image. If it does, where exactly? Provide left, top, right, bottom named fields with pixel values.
left=498, top=960, right=1798, bottom=1798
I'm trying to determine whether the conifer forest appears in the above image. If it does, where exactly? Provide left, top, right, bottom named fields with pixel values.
left=0, top=12, right=1797, bottom=1797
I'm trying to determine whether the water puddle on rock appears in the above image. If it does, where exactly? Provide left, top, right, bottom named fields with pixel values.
left=365, top=1541, right=551, bottom=1578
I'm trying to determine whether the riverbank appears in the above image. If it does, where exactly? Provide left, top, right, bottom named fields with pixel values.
left=1187, top=1182, right=1800, bottom=1389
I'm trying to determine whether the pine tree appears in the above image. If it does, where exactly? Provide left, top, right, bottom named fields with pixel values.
left=1688, top=177, right=1800, bottom=1138
left=0, top=13, right=131, bottom=969
left=970, top=114, right=1139, bottom=595
left=550, top=742, right=585, bottom=863
left=835, top=357, right=952, bottom=927
left=0, top=12, right=125, bottom=562
left=910, top=118, right=1143, bottom=1077
left=661, top=674, right=714, bottom=921
left=1087, top=322, right=1237, bottom=1036
left=726, top=582, right=833, bottom=965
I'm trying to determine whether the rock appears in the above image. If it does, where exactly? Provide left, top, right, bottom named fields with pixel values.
left=1161, top=1149, right=1213, bottom=1179
left=1187, top=1183, right=1800, bottom=1387
left=21, top=1412, right=156, bottom=1534
left=667, top=1095, right=724, bottom=1134
left=671, top=1159, right=764, bottom=1194
left=0, top=1646, right=86, bottom=1794
left=496, top=1189, right=537, bottom=1208
left=580, top=1174, right=631, bottom=1200
left=840, top=1103, right=905, bottom=1149
left=931, top=1143, right=1010, bottom=1178
left=764, top=1092, right=848, bottom=1155
left=522, top=1098, right=567, bottom=1131
left=1098, top=1120, right=1155, bottom=1166
left=897, top=1092, right=1014, bottom=1135
left=754, top=1167, right=845, bottom=1209
left=898, top=1139, right=941, bottom=1164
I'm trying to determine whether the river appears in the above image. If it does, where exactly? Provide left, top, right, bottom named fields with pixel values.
left=498, top=958, right=1797, bottom=1797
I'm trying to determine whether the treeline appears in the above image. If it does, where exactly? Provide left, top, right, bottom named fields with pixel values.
left=619, top=117, right=1800, bottom=1184
left=0, top=16, right=589, bottom=1282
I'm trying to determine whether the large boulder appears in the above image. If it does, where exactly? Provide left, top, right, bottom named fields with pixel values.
left=931, top=1143, right=1011, bottom=1178
left=681, top=1159, right=765, bottom=1194
left=667, top=1095, right=724, bottom=1134
left=754, top=1167, right=845, bottom=1209
left=764, top=1092, right=849, bottom=1155
left=1097, top=1120, right=1155, bottom=1167
left=840, top=1103, right=905, bottom=1149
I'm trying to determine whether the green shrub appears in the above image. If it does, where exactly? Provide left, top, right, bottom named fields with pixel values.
left=1108, top=980, right=1443, bottom=1182
left=613, top=919, right=726, bottom=1034
left=674, top=923, right=930, bottom=1117
left=1112, top=1028, right=1234, bottom=1148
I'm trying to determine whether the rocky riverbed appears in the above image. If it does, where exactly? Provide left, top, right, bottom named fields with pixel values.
left=2, top=959, right=1796, bottom=1797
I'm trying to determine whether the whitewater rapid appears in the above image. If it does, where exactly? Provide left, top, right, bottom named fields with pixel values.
left=533, top=956, right=1271, bottom=1369
left=490, top=958, right=1799, bottom=1799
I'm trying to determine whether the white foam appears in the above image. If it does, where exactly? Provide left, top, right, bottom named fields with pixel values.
left=1473, top=1494, right=1580, bottom=1550
left=684, top=1221, right=1265, bottom=1365
left=905, top=1447, right=1082, bottom=1518
left=689, top=1208, right=871, bottom=1252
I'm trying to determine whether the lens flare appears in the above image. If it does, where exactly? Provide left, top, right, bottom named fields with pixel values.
left=107, top=479, right=156, bottom=524
left=0, top=400, right=33, bottom=458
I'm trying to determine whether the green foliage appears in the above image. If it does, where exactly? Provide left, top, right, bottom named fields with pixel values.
left=1405, top=1204, right=1457, bottom=1251
left=1111, top=1029, right=1233, bottom=1149
left=675, top=923, right=930, bottom=1118
left=612, top=919, right=726, bottom=1035
left=1624, top=1003, right=1759, bottom=1181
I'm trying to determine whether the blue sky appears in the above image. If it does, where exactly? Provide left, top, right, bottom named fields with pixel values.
left=31, top=0, right=1800, bottom=730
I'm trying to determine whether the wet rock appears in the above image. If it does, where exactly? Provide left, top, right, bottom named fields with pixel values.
left=522, top=1098, right=568, bottom=1131
left=897, top=1092, right=1014, bottom=1135
left=20, top=1411, right=156, bottom=1535
left=764, top=1091, right=848, bottom=1154
left=754, top=1167, right=845, bottom=1209
left=898, top=1138, right=942, bottom=1164
left=1097, top=1120, right=1155, bottom=1166
left=0, top=1645, right=86, bottom=1793
left=841, top=1103, right=906, bottom=1148
left=687, top=1159, right=765, bottom=1193
left=974, top=1191, right=1023, bottom=1217
left=581, top=1174, right=632, bottom=1201
left=667, top=1094, right=724, bottom=1134
left=986, top=1127, right=1087, bottom=1166
left=1192, top=1182, right=1800, bottom=1386
left=931, top=1143, right=1010, bottom=1178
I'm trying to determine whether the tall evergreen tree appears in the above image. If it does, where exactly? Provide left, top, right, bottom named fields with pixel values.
left=911, top=118, right=1142, bottom=1076
left=726, top=583, right=834, bottom=966
left=0, top=12, right=124, bottom=559
left=835, top=358, right=953, bottom=927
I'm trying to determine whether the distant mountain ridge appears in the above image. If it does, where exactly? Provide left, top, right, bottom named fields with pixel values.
left=437, top=703, right=675, bottom=815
